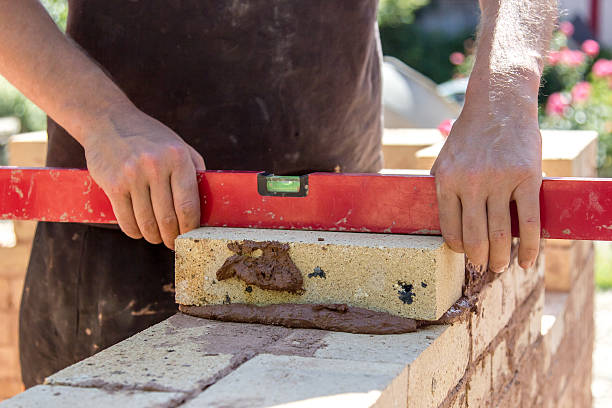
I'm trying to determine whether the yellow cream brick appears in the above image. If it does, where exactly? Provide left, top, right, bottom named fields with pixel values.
left=381, top=128, right=443, bottom=169
left=175, top=228, right=465, bottom=321
left=471, top=267, right=517, bottom=360
left=467, top=353, right=492, bottom=408
left=7, top=131, right=47, bottom=167
left=414, top=130, right=597, bottom=175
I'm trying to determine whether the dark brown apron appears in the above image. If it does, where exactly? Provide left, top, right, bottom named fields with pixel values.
left=21, top=0, right=383, bottom=387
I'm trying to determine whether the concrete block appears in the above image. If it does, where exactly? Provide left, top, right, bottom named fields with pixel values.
left=46, top=313, right=289, bottom=393
left=467, top=353, right=492, bottom=408
left=414, top=130, right=598, bottom=175
left=314, top=322, right=470, bottom=408
left=381, top=128, right=444, bottom=169
left=471, top=267, right=517, bottom=360
left=182, top=354, right=406, bottom=408
left=7, top=131, right=47, bottom=167
left=0, top=385, right=184, bottom=408
left=175, top=228, right=464, bottom=321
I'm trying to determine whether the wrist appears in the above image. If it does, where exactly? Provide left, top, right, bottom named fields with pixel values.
left=463, top=67, right=540, bottom=119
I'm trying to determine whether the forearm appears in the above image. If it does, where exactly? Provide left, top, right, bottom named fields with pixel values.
left=467, top=0, right=557, bottom=116
left=0, top=0, right=136, bottom=146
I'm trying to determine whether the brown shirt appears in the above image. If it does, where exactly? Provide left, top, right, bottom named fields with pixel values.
left=47, top=0, right=383, bottom=174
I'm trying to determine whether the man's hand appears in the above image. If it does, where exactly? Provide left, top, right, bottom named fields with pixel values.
left=84, top=106, right=205, bottom=249
left=431, top=103, right=542, bottom=272
left=430, top=0, right=556, bottom=272
left=0, top=0, right=205, bottom=249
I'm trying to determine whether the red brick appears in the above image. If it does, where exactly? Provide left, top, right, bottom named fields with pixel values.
left=0, top=379, right=24, bottom=400
left=0, top=346, right=21, bottom=378
left=0, top=312, right=18, bottom=346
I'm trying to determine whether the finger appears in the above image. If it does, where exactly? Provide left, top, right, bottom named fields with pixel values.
left=189, top=146, right=206, bottom=170
left=436, top=184, right=464, bottom=253
left=461, top=196, right=489, bottom=269
left=513, top=182, right=541, bottom=269
left=131, top=183, right=163, bottom=245
left=486, top=194, right=512, bottom=273
left=109, top=193, right=142, bottom=239
left=150, top=175, right=180, bottom=250
left=171, top=160, right=201, bottom=235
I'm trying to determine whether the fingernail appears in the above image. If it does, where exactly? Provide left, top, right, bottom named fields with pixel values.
left=489, top=265, right=506, bottom=274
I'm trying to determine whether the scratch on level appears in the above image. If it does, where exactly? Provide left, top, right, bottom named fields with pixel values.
left=589, top=192, right=605, bottom=214
left=541, top=228, right=551, bottom=238
left=597, top=224, right=612, bottom=230
left=83, top=177, right=92, bottom=195
left=562, top=228, right=571, bottom=235
left=12, top=186, right=23, bottom=198
left=84, top=201, right=93, bottom=214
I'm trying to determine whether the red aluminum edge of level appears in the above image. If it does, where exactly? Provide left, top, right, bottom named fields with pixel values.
left=0, top=167, right=611, bottom=241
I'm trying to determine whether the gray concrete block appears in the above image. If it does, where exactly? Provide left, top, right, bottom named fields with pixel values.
left=0, top=385, right=183, bottom=408
left=45, top=314, right=289, bottom=393
left=181, top=354, right=407, bottom=408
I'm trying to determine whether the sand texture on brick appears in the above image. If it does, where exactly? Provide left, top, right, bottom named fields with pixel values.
left=175, top=228, right=464, bottom=321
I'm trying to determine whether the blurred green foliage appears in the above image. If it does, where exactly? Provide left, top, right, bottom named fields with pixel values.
left=40, top=0, right=68, bottom=31
left=378, top=0, right=429, bottom=26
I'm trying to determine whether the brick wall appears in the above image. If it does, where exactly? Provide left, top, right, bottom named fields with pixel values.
left=0, top=131, right=47, bottom=400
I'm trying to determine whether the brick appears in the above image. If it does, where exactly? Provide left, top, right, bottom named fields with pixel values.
left=7, top=278, right=23, bottom=311
left=182, top=354, right=406, bottom=408
left=7, top=131, right=47, bottom=167
left=381, top=128, right=443, bottom=169
left=541, top=291, right=568, bottom=371
left=471, top=267, right=516, bottom=360
left=176, top=228, right=464, bottom=321
left=494, top=379, right=522, bottom=408
left=0, top=347, right=20, bottom=378
left=0, top=312, right=18, bottom=345
left=406, top=322, right=470, bottom=408
left=467, top=353, right=492, bottom=408
left=509, top=285, right=545, bottom=368
left=12, top=221, right=37, bottom=245
left=544, top=239, right=593, bottom=292
left=514, top=249, right=545, bottom=306
left=0, top=385, right=184, bottom=408
left=0, top=379, right=23, bottom=400
left=414, top=130, right=598, bottom=175
left=0, top=243, right=32, bottom=278
left=46, top=313, right=290, bottom=393
left=492, top=340, right=511, bottom=396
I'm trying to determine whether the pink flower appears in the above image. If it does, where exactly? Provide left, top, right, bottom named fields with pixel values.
left=437, top=119, right=455, bottom=137
left=449, top=52, right=465, bottom=66
left=593, top=59, right=612, bottom=77
left=581, top=39, right=600, bottom=57
left=559, top=49, right=585, bottom=66
left=571, top=81, right=591, bottom=103
left=546, top=92, right=570, bottom=116
left=547, top=51, right=561, bottom=66
left=559, top=21, right=575, bottom=37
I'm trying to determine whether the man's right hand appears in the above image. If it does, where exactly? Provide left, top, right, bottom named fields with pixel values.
left=84, top=106, right=206, bottom=250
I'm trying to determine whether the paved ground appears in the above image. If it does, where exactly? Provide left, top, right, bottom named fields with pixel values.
left=593, top=290, right=612, bottom=407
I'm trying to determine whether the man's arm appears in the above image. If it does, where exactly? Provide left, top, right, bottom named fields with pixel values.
left=0, top=0, right=205, bottom=249
left=431, top=0, right=557, bottom=272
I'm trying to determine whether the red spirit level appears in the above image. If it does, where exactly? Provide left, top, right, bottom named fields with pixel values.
left=0, top=167, right=611, bottom=241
